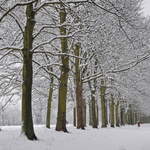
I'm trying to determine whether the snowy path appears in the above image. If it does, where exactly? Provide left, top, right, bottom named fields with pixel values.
left=0, top=124, right=150, bottom=150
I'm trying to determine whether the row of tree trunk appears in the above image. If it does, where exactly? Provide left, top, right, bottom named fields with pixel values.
left=17, top=2, right=141, bottom=140
left=21, top=2, right=88, bottom=139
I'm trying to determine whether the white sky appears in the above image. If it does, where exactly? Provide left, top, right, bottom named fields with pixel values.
left=142, top=0, right=150, bottom=16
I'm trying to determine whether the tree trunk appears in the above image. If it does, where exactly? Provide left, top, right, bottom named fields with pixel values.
left=75, top=43, right=84, bottom=129
left=120, top=108, right=125, bottom=126
left=88, top=79, right=98, bottom=128
left=56, top=5, right=69, bottom=132
left=22, top=4, right=37, bottom=140
left=127, top=104, right=134, bottom=125
left=89, top=100, right=93, bottom=126
left=76, top=81, right=84, bottom=129
left=73, top=107, right=76, bottom=127
left=115, top=101, right=120, bottom=127
left=110, top=94, right=115, bottom=128
left=105, top=99, right=108, bottom=126
left=46, top=69, right=54, bottom=129
left=96, top=103, right=99, bottom=126
left=91, top=90, right=98, bottom=128
left=100, top=79, right=107, bottom=128
left=83, top=99, right=86, bottom=127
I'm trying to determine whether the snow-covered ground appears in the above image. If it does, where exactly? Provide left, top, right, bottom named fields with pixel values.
left=0, top=124, right=150, bottom=150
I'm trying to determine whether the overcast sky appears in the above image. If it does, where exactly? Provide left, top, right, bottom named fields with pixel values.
left=142, top=0, right=150, bottom=16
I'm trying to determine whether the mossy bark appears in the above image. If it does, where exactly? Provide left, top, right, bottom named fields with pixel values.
left=22, top=4, right=37, bottom=140
left=46, top=68, right=54, bottom=129
left=56, top=5, right=69, bottom=132
left=100, top=79, right=107, bottom=128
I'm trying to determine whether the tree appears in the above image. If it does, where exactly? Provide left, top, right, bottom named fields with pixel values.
left=110, top=94, right=115, bottom=127
left=46, top=67, right=54, bottom=129
left=21, top=2, right=37, bottom=140
left=56, top=3, right=69, bottom=132
left=74, top=43, right=85, bottom=129
left=100, top=79, right=107, bottom=128
left=115, top=101, right=120, bottom=127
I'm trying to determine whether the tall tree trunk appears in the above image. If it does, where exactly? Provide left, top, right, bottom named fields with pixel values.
left=133, top=112, right=136, bottom=125
left=120, top=108, right=125, bottom=126
left=83, top=99, right=86, bottom=127
left=105, top=99, right=108, bottom=125
left=110, top=94, right=115, bottom=127
left=96, top=103, right=99, bottom=126
left=46, top=68, right=54, bottom=129
left=115, top=101, right=120, bottom=127
left=75, top=43, right=84, bottom=129
left=128, top=104, right=135, bottom=125
left=100, top=79, right=107, bottom=128
left=56, top=5, right=69, bottom=132
left=22, top=4, right=37, bottom=140
left=134, top=111, right=138, bottom=124
left=88, top=80, right=98, bottom=128
left=76, top=81, right=84, bottom=129
left=127, top=104, right=132, bottom=125
left=91, top=91, right=97, bottom=128
left=73, top=107, right=76, bottom=126
left=89, top=100, right=93, bottom=126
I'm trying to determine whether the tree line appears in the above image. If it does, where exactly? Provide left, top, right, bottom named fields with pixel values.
left=0, top=0, right=150, bottom=140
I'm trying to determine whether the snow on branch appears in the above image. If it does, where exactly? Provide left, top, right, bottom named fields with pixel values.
left=82, top=51, right=150, bottom=83
left=0, top=0, right=37, bottom=22
left=0, top=47, right=22, bottom=52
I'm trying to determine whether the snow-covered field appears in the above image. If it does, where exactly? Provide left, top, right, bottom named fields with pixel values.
left=0, top=124, right=150, bottom=150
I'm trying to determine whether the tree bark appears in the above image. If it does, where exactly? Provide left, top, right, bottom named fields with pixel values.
left=115, top=101, right=120, bottom=127
left=100, top=79, right=107, bottom=128
left=89, top=100, right=93, bottom=126
left=75, top=43, right=85, bottom=129
left=96, top=103, right=99, bottom=126
left=91, top=91, right=97, bottom=128
left=120, top=108, right=125, bottom=126
left=110, top=94, right=115, bottom=128
left=127, top=104, right=135, bottom=125
left=105, top=99, right=108, bottom=126
left=56, top=4, right=69, bottom=132
left=46, top=68, right=54, bottom=129
left=73, top=107, right=76, bottom=127
left=83, top=99, right=86, bottom=127
left=22, top=3, right=37, bottom=140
